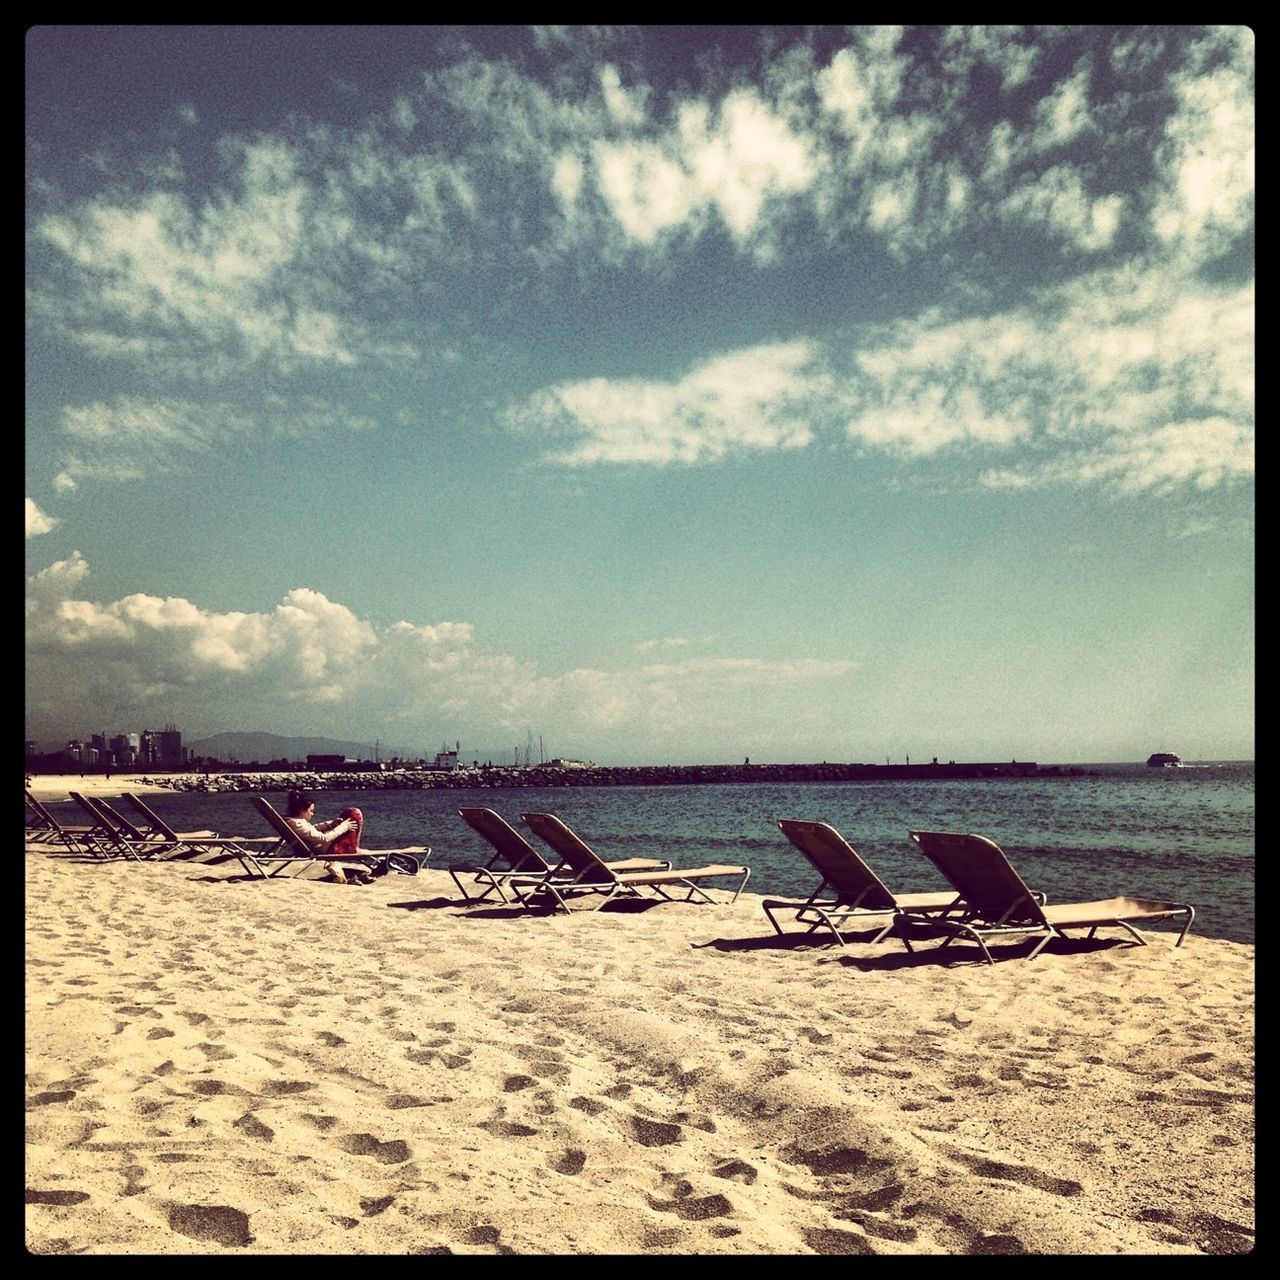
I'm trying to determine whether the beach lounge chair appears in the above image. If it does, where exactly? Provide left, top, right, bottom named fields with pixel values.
left=25, top=791, right=108, bottom=856
left=25, top=790, right=57, bottom=840
left=906, top=830, right=1195, bottom=964
left=452, top=807, right=670, bottom=903
left=67, top=792, right=231, bottom=862
left=515, top=811, right=750, bottom=914
left=121, top=792, right=217, bottom=845
left=68, top=791, right=151, bottom=860
left=250, top=796, right=430, bottom=878
left=115, top=792, right=286, bottom=865
left=761, top=819, right=968, bottom=946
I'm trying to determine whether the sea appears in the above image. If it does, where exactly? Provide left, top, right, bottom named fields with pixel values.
left=90, top=760, right=1255, bottom=945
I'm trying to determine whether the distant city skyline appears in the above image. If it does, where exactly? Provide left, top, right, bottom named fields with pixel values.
left=27, top=27, right=1254, bottom=764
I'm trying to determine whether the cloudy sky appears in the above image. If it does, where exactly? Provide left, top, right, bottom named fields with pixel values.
left=26, top=25, right=1253, bottom=763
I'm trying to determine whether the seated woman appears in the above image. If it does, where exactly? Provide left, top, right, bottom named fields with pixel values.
left=283, top=789, right=372, bottom=884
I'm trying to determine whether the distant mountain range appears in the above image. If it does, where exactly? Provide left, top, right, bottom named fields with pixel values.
left=186, top=731, right=419, bottom=763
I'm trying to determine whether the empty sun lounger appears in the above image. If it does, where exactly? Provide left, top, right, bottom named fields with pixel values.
left=117, top=792, right=285, bottom=864
left=26, top=790, right=108, bottom=856
left=452, top=806, right=670, bottom=903
left=68, top=791, right=155, bottom=860
left=907, top=829, right=1195, bottom=964
left=121, top=792, right=217, bottom=844
left=250, top=796, right=430, bottom=879
left=761, top=819, right=967, bottom=946
left=516, top=811, right=750, bottom=913
left=71, top=791, right=280, bottom=866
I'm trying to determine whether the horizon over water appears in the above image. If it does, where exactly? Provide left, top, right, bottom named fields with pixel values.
left=88, top=760, right=1255, bottom=945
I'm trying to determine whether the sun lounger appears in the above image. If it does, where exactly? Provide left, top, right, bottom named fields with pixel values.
left=25, top=790, right=58, bottom=840
left=761, top=819, right=967, bottom=946
left=121, top=792, right=218, bottom=844
left=906, top=829, right=1195, bottom=963
left=250, top=796, right=430, bottom=879
left=516, top=811, right=750, bottom=913
left=67, top=792, right=243, bottom=863
left=452, top=806, right=670, bottom=903
left=25, top=790, right=108, bottom=856
left=114, top=792, right=285, bottom=864
left=68, top=791, right=152, bottom=860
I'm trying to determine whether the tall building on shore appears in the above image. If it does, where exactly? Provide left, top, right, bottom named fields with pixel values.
left=159, top=725, right=185, bottom=769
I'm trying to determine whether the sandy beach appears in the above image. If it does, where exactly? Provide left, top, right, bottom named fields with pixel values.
left=26, top=774, right=177, bottom=804
left=25, top=839, right=1253, bottom=1255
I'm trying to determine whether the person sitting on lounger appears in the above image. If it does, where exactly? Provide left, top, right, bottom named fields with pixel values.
left=283, top=790, right=372, bottom=883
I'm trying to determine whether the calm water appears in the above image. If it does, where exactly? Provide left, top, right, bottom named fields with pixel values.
left=88, top=762, right=1254, bottom=944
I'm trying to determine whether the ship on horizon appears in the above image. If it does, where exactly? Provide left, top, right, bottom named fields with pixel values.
left=1146, top=752, right=1183, bottom=768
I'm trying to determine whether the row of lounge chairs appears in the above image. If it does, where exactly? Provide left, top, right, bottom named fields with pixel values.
left=26, top=791, right=1194, bottom=963
left=763, top=819, right=1194, bottom=964
left=25, top=789, right=429, bottom=879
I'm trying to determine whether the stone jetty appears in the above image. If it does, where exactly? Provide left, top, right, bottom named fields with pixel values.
left=141, top=760, right=1043, bottom=794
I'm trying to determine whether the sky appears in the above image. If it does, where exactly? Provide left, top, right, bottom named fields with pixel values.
left=25, top=25, right=1254, bottom=765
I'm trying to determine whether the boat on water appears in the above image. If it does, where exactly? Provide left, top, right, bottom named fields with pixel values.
left=1147, top=752, right=1183, bottom=768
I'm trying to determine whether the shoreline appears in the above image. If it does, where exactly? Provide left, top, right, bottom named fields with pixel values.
left=25, top=843, right=1254, bottom=1255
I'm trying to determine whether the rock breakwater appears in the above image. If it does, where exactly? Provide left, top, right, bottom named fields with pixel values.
left=142, top=760, right=1042, bottom=794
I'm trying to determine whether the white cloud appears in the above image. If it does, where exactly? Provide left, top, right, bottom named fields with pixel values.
left=515, top=339, right=830, bottom=465
left=982, top=418, right=1254, bottom=495
left=50, top=397, right=255, bottom=491
left=586, top=85, right=817, bottom=253
left=24, top=555, right=858, bottom=755
left=849, top=264, right=1252, bottom=487
left=599, top=65, right=647, bottom=128
left=634, top=636, right=689, bottom=654
left=26, top=498, right=58, bottom=538
left=513, top=254, right=1251, bottom=495
left=999, top=165, right=1124, bottom=252
left=1151, top=33, right=1254, bottom=259
left=1031, top=62, right=1092, bottom=151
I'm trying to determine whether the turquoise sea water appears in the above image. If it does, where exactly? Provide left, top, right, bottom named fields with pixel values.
left=92, top=761, right=1255, bottom=944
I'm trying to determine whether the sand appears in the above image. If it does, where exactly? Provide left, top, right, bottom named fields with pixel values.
left=25, top=842, right=1254, bottom=1255
left=26, top=774, right=176, bottom=804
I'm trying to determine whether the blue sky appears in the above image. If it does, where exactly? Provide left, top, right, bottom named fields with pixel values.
left=26, top=25, right=1254, bottom=764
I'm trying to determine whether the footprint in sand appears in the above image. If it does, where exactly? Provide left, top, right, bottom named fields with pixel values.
left=30, top=1090, right=77, bottom=1106
left=649, top=1192, right=735, bottom=1221
left=233, top=1113, right=275, bottom=1141
left=802, top=1227, right=875, bottom=1254
left=643, top=1226, right=686, bottom=1248
left=626, top=1115, right=684, bottom=1147
left=190, top=1080, right=248, bottom=1097
left=551, top=1148, right=587, bottom=1176
left=25, top=1189, right=91, bottom=1206
left=784, top=1144, right=893, bottom=1178
left=948, top=1151, right=1083, bottom=1197
left=480, top=1120, right=539, bottom=1138
left=674, top=1110, right=717, bottom=1133
left=259, top=1080, right=314, bottom=1097
left=197, top=1043, right=236, bottom=1061
left=711, top=1159, right=758, bottom=1184
left=335, top=1133, right=412, bottom=1164
left=167, top=1204, right=254, bottom=1248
